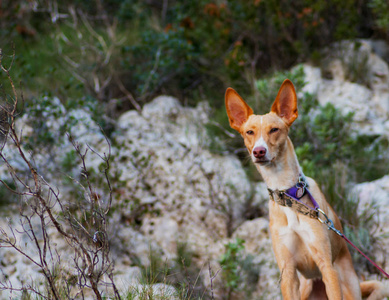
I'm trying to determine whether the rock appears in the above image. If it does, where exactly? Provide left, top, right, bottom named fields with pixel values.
left=317, top=79, right=373, bottom=122
left=114, top=97, right=251, bottom=267
left=114, top=266, right=142, bottom=292
left=245, top=181, right=269, bottom=218
left=0, top=92, right=261, bottom=299
left=299, top=64, right=322, bottom=96
left=301, top=40, right=389, bottom=137
left=364, top=39, right=389, bottom=63
left=327, top=59, right=346, bottom=82
left=142, top=96, right=181, bottom=120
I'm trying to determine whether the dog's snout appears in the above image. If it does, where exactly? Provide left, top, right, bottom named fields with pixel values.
left=253, top=146, right=267, bottom=158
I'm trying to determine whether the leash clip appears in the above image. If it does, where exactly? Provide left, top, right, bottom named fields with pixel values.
left=317, top=208, right=343, bottom=236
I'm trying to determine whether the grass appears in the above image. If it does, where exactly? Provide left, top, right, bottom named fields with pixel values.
left=1, top=33, right=83, bottom=101
left=133, top=244, right=208, bottom=300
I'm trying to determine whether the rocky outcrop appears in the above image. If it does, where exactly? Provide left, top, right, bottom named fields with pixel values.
left=0, top=95, right=273, bottom=299
left=1, top=40, right=388, bottom=299
left=302, top=40, right=389, bottom=137
left=112, top=96, right=277, bottom=296
left=113, top=96, right=252, bottom=260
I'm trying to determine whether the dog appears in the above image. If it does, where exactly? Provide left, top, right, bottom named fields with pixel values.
left=225, top=79, right=389, bottom=299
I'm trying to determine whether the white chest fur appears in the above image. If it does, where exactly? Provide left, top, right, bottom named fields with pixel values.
left=277, top=206, right=317, bottom=252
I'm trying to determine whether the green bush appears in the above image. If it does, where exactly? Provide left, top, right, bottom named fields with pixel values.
left=369, top=0, right=389, bottom=34
left=0, top=180, right=17, bottom=209
left=2, top=0, right=387, bottom=111
left=219, top=238, right=259, bottom=299
left=116, top=0, right=370, bottom=105
left=219, top=238, right=245, bottom=293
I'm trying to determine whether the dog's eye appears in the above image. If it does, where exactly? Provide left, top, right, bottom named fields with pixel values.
left=246, top=130, right=254, bottom=135
left=270, top=128, right=279, bottom=133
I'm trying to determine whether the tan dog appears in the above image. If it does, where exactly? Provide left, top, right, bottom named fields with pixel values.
left=225, top=79, right=389, bottom=299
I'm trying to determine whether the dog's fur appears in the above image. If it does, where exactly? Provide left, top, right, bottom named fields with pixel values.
left=225, top=79, right=389, bottom=299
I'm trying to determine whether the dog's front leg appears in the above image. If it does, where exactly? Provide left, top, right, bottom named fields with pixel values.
left=279, top=262, right=301, bottom=299
left=311, top=246, right=343, bottom=299
left=271, top=231, right=301, bottom=299
left=318, top=262, right=343, bottom=299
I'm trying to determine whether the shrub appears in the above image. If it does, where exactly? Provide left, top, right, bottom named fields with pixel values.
left=2, top=0, right=386, bottom=111
left=219, top=238, right=259, bottom=299
left=369, top=0, right=389, bottom=36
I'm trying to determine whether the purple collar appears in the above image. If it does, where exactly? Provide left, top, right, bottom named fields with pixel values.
left=267, top=177, right=320, bottom=218
left=284, top=179, right=320, bottom=211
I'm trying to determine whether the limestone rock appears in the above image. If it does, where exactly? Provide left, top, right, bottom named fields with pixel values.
left=114, top=97, right=251, bottom=266
left=301, top=40, right=389, bottom=137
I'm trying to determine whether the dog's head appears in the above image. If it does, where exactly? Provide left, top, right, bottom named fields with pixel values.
left=225, top=79, right=298, bottom=166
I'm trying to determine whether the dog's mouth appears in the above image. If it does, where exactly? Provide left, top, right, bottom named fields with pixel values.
left=254, top=158, right=271, bottom=165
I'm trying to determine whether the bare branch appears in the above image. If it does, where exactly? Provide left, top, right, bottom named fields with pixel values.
left=0, top=46, right=121, bottom=300
left=208, top=262, right=222, bottom=300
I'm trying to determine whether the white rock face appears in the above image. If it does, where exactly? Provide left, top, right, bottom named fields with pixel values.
left=301, top=40, right=389, bottom=137
left=317, top=80, right=373, bottom=122
left=0, top=95, right=276, bottom=298
left=113, top=96, right=256, bottom=270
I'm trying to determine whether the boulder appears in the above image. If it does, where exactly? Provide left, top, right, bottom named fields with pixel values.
left=301, top=40, right=389, bottom=137
left=114, top=97, right=252, bottom=267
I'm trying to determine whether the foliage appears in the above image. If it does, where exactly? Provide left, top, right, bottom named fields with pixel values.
left=369, top=0, right=389, bottom=35
left=219, top=238, right=245, bottom=291
left=116, top=0, right=370, bottom=105
left=254, top=65, right=307, bottom=114
left=219, top=238, right=259, bottom=299
left=291, top=92, right=389, bottom=183
left=0, top=35, right=77, bottom=100
left=138, top=243, right=207, bottom=299
left=1, top=0, right=387, bottom=112
left=0, top=180, right=17, bottom=208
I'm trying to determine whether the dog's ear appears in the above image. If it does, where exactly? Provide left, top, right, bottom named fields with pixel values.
left=225, top=87, right=253, bottom=132
left=271, top=79, right=298, bottom=126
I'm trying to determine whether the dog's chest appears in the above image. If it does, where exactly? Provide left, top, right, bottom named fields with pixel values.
left=277, top=206, right=317, bottom=251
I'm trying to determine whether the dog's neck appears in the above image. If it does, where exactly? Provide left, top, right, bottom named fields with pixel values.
left=255, top=137, right=302, bottom=191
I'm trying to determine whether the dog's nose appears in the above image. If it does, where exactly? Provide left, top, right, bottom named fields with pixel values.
left=253, top=147, right=267, bottom=158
